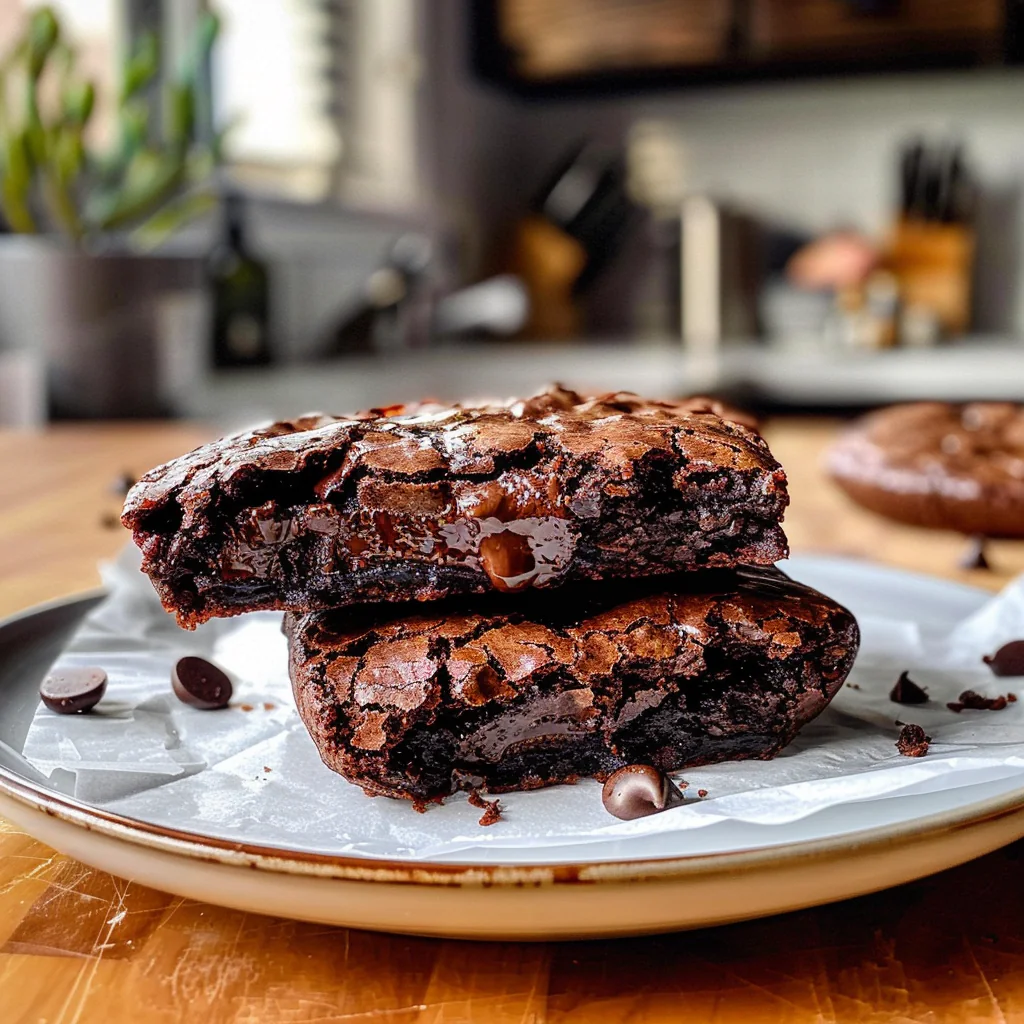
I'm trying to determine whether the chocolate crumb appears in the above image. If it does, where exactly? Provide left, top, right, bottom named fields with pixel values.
left=239, top=703, right=255, bottom=712
left=847, top=682, right=862, bottom=690
left=467, top=788, right=502, bottom=826
left=697, top=788, right=708, bottom=798
left=110, top=472, right=137, bottom=496
left=959, top=535, right=991, bottom=571
left=896, top=723, right=930, bottom=757
left=99, top=512, right=121, bottom=530
left=948, top=690, right=1009, bottom=713
left=263, top=766, right=272, bottom=773
left=1009, top=693, right=1018, bottom=703
left=890, top=671, right=929, bottom=705
left=262, top=702, right=276, bottom=711
left=478, top=802, right=502, bottom=826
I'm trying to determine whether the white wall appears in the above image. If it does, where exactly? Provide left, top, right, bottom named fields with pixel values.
left=626, top=70, right=1024, bottom=333
left=448, top=60, right=1024, bottom=333
left=633, top=72, right=1024, bottom=238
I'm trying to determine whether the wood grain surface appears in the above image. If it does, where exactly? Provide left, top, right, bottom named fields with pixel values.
left=1, top=419, right=1023, bottom=1024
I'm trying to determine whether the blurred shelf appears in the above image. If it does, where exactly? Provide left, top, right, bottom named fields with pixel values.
left=722, top=338, right=1024, bottom=407
left=179, top=337, right=1024, bottom=428
left=181, top=342, right=694, bottom=427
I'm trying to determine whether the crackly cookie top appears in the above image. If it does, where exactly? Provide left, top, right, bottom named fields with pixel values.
left=828, top=402, right=1024, bottom=498
left=123, top=384, right=780, bottom=539
left=286, top=566, right=855, bottom=734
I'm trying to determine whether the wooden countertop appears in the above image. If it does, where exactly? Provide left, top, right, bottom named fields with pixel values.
left=1, top=419, right=1023, bottom=1023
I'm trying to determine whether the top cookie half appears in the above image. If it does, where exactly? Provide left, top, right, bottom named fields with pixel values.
left=123, top=385, right=789, bottom=627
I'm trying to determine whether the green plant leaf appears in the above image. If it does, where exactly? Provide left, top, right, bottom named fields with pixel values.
left=120, top=31, right=158, bottom=102
left=181, top=11, right=220, bottom=82
left=86, top=148, right=184, bottom=230
left=0, top=133, right=36, bottom=232
left=61, top=80, right=94, bottom=127
left=131, top=188, right=215, bottom=251
left=27, top=7, right=59, bottom=79
left=164, top=82, right=193, bottom=148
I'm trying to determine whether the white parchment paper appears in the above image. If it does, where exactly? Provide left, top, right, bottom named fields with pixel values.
left=16, top=547, right=1024, bottom=862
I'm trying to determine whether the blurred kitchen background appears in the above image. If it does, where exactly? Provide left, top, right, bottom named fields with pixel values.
left=2, top=0, right=1024, bottom=426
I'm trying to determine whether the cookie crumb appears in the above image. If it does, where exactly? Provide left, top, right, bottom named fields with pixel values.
left=948, top=690, right=1009, bottom=713
left=697, top=788, right=708, bottom=798
left=890, top=671, right=929, bottom=705
left=846, top=682, right=861, bottom=691
left=1009, top=693, right=1018, bottom=703
left=262, top=702, right=276, bottom=711
left=110, top=472, right=137, bottom=496
left=99, top=512, right=121, bottom=530
left=239, top=703, right=255, bottom=712
left=263, top=766, right=272, bottom=773
left=959, top=534, right=991, bottom=571
left=896, top=723, right=930, bottom=757
left=467, top=788, right=503, bottom=826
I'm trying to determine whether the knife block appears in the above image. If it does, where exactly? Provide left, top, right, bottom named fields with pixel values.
left=885, top=219, right=975, bottom=337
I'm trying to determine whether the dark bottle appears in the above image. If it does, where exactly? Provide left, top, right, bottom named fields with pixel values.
left=208, top=192, right=272, bottom=368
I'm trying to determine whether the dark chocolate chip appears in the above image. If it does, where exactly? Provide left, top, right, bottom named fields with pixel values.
left=983, top=641, right=1024, bottom=678
left=890, top=671, right=929, bottom=705
left=40, top=667, right=107, bottom=714
left=601, top=764, right=685, bottom=820
left=171, top=656, right=232, bottom=709
left=959, top=535, right=991, bottom=571
left=896, top=723, right=930, bottom=757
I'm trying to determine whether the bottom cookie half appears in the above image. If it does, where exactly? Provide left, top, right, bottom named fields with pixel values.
left=286, top=566, right=860, bottom=804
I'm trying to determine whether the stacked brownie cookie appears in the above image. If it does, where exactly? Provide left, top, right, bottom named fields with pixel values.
left=124, top=385, right=859, bottom=804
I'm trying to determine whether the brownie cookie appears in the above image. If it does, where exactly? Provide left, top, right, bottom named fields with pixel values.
left=123, top=385, right=788, bottom=628
left=827, top=402, right=1024, bottom=537
left=285, top=566, right=858, bottom=803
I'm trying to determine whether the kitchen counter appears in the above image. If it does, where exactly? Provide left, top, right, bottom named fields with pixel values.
left=179, top=338, right=1024, bottom=427
left=1, top=419, right=1023, bottom=1022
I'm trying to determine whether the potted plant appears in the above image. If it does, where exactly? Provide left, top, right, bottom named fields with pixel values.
left=0, top=6, right=221, bottom=418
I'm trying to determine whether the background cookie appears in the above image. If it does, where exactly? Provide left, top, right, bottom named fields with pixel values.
left=827, top=402, right=1024, bottom=537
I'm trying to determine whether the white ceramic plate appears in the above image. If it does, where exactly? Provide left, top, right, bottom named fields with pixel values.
left=1, top=557, right=1022, bottom=940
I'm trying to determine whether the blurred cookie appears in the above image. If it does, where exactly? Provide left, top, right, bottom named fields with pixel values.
left=827, top=402, right=1024, bottom=537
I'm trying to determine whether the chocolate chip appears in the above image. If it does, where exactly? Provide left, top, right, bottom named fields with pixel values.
left=890, top=671, right=929, bottom=705
left=959, top=535, right=991, bottom=571
left=171, top=656, right=232, bottom=709
left=40, top=667, right=107, bottom=714
left=478, top=531, right=535, bottom=592
left=983, top=641, right=1024, bottom=677
left=896, top=723, right=930, bottom=757
left=601, top=765, right=685, bottom=820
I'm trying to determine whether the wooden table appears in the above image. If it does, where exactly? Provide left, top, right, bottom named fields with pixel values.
left=1, top=420, right=1023, bottom=1024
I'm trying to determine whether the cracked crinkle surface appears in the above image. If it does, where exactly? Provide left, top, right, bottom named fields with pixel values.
left=122, top=384, right=789, bottom=627
left=828, top=401, right=1024, bottom=537
left=286, top=566, right=860, bottom=803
